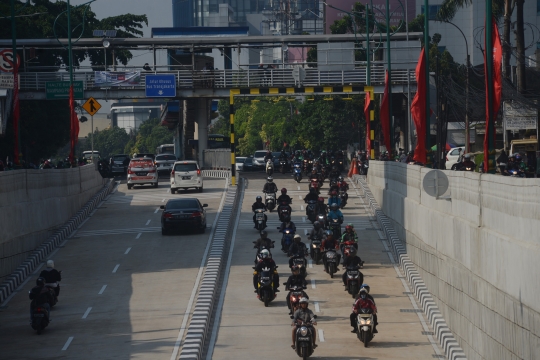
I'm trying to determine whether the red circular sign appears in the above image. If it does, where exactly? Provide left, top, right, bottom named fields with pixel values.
left=0, top=50, right=21, bottom=72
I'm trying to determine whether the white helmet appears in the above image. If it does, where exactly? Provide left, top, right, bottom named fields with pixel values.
left=294, top=234, right=301, bottom=240
left=267, top=176, right=273, bottom=182
left=47, top=260, right=54, bottom=268
left=299, top=297, right=309, bottom=304
left=260, top=249, right=270, bottom=259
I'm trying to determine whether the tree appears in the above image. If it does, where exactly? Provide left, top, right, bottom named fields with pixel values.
left=88, top=126, right=130, bottom=159
left=124, top=118, right=173, bottom=155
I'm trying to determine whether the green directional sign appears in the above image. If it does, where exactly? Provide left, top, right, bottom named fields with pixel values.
left=45, top=81, right=84, bottom=100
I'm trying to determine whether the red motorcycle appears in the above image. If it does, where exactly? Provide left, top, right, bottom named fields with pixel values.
left=341, top=240, right=357, bottom=261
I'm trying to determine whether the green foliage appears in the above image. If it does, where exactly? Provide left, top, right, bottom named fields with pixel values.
left=124, top=118, right=173, bottom=155
left=87, top=126, right=130, bottom=159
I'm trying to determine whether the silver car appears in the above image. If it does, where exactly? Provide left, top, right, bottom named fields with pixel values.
left=155, top=154, right=177, bottom=175
left=252, top=150, right=267, bottom=169
left=110, top=154, right=130, bottom=174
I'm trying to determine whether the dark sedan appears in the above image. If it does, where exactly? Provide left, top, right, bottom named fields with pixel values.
left=160, top=198, right=208, bottom=235
left=243, top=157, right=254, bottom=171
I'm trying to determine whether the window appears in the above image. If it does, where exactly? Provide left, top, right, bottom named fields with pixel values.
left=174, top=163, right=198, bottom=172
left=254, top=151, right=267, bottom=158
left=421, top=5, right=442, bottom=20
left=167, top=200, right=201, bottom=210
left=156, top=155, right=177, bottom=161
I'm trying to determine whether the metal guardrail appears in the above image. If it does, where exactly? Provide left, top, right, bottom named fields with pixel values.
left=18, top=67, right=415, bottom=91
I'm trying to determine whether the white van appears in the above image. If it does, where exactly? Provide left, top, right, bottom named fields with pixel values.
left=170, top=160, right=203, bottom=193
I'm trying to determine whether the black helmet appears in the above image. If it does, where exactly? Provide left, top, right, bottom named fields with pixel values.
left=349, top=247, right=357, bottom=256
left=314, top=221, right=320, bottom=229
left=256, top=196, right=262, bottom=202
left=36, top=277, right=45, bottom=286
left=330, top=203, right=339, bottom=211
left=284, top=215, right=291, bottom=222
left=260, top=230, right=268, bottom=238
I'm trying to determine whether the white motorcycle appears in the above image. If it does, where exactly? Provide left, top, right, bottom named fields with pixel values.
left=266, top=160, right=274, bottom=176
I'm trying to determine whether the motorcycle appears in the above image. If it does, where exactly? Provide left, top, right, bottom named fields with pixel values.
left=266, top=160, right=274, bottom=176
left=328, top=218, right=342, bottom=239
left=345, top=266, right=362, bottom=298
left=45, top=284, right=59, bottom=307
left=509, top=168, right=526, bottom=177
left=356, top=309, right=375, bottom=347
left=309, top=236, right=322, bottom=265
left=293, top=316, right=318, bottom=358
left=280, top=159, right=288, bottom=174
left=279, top=227, right=295, bottom=252
left=359, top=161, right=369, bottom=175
left=308, top=180, right=320, bottom=194
left=303, top=159, right=312, bottom=176
left=291, top=254, right=307, bottom=278
left=324, top=248, right=339, bottom=278
left=30, top=303, right=50, bottom=334
left=306, top=200, right=317, bottom=223
left=265, top=192, right=276, bottom=211
left=293, top=163, right=303, bottom=182
left=316, top=212, right=327, bottom=229
left=253, top=241, right=275, bottom=264
left=278, top=202, right=292, bottom=222
left=341, top=240, right=357, bottom=260
left=285, top=284, right=306, bottom=317
left=254, top=266, right=277, bottom=307
left=339, top=190, right=348, bottom=209
left=254, top=208, right=267, bottom=231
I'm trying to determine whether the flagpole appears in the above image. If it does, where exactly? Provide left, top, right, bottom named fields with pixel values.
left=424, top=0, right=431, bottom=164
left=386, top=0, right=393, bottom=154
left=486, top=1, right=495, bottom=173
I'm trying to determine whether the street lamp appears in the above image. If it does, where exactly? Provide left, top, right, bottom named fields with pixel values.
left=93, top=29, right=117, bottom=71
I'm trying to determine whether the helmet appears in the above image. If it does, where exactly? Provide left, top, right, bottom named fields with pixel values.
left=260, top=249, right=270, bottom=259
left=36, top=277, right=45, bottom=286
left=338, top=176, right=343, bottom=181
left=359, top=287, right=368, bottom=298
left=325, top=229, right=333, bottom=237
left=331, top=190, right=337, bottom=196
left=291, top=265, right=300, bottom=273
left=260, top=230, right=268, bottom=238
left=515, top=154, right=522, bottom=161
left=347, top=223, right=354, bottom=228
left=284, top=215, right=291, bottom=222
left=360, top=284, right=370, bottom=294
left=256, top=196, right=262, bottom=202
left=345, top=225, right=353, bottom=232
left=267, top=176, right=273, bottom=183
left=317, top=197, right=324, bottom=203
left=47, top=260, right=54, bottom=268
left=294, top=234, right=301, bottom=242
left=349, top=247, right=357, bottom=256
left=508, top=154, right=515, bottom=159
left=281, top=188, right=287, bottom=194
left=330, top=203, right=339, bottom=211
left=464, top=153, right=471, bottom=160
left=314, top=221, right=320, bottom=229
left=299, top=297, right=309, bottom=304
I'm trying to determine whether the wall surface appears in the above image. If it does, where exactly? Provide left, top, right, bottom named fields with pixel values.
left=0, top=165, right=106, bottom=279
left=367, top=161, right=540, bottom=360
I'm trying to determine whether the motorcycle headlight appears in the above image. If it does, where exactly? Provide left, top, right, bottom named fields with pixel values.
left=312, top=244, right=317, bottom=248
left=300, top=327, right=308, bottom=336
left=359, top=318, right=367, bottom=325
left=291, top=296, right=297, bottom=302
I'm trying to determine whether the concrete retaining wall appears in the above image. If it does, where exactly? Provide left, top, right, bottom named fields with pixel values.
left=0, top=165, right=106, bottom=279
left=366, top=162, right=540, bottom=360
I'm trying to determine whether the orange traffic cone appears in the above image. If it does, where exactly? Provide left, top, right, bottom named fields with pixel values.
left=352, top=159, right=359, bottom=175
left=347, top=157, right=355, bottom=177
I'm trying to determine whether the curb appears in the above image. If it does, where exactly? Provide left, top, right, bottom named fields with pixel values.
left=201, top=170, right=231, bottom=178
left=0, top=180, right=115, bottom=305
left=178, top=178, right=242, bottom=359
left=352, top=175, right=467, bottom=360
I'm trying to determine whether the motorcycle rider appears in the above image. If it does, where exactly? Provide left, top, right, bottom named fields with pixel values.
left=309, top=169, right=321, bottom=184
left=358, top=284, right=378, bottom=329
left=315, top=196, right=328, bottom=216
left=327, top=190, right=342, bottom=208
left=262, top=176, right=278, bottom=194
left=321, top=230, right=341, bottom=272
left=284, top=265, right=309, bottom=315
left=327, top=203, right=344, bottom=224
left=288, top=234, right=308, bottom=269
left=341, top=224, right=359, bottom=251
left=277, top=188, right=292, bottom=205
left=279, top=215, right=297, bottom=251
left=337, top=176, right=349, bottom=202
left=342, top=247, right=364, bottom=287
left=264, top=150, right=274, bottom=163
left=29, top=277, right=54, bottom=322
left=252, top=196, right=268, bottom=228
left=292, top=298, right=318, bottom=349
left=328, top=165, right=340, bottom=181
left=308, top=221, right=325, bottom=242
left=461, top=154, right=476, bottom=171
left=253, top=231, right=273, bottom=263
left=278, top=200, right=293, bottom=222
left=350, top=288, right=378, bottom=333
left=39, top=260, right=61, bottom=297
left=253, top=249, right=280, bottom=293
left=303, top=188, right=319, bottom=204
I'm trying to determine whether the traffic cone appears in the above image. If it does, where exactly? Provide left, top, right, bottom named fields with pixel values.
left=347, top=157, right=355, bottom=177
left=351, top=160, right=359, bottom=175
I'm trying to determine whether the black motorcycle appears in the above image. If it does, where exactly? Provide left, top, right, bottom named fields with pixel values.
left=253, top=241, right=274, bottom=265
left=306, top=200, right=317, bottom=223
left=293, top=316, right=318, bottom=358
left=328, top=218, right=342, bottom=239
left=345, top=266, right=362, bottom=298
left=285, top=284, right=306, bottom=318
left=254, top=267, right=277, bottom=307
left=280, top=159, right=288, bottom=174
left=278, top=203, right=292, bottom=222
left=309, top=236, right=322, bottom=265
left=339, top=190, right=348, bottom=209
left=291, top=254, right=307, bottom=278
left=30, top=303, right=50, bottom=334
left=254, top=208, right=267, bottom=231
left=324, top=248, right=339, bottom=278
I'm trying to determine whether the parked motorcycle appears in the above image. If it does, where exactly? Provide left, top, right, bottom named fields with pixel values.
left=345, top=266, right=362, bottom=298
left=309, top=236, right=322, bottom=265
left=265, top=192, right=276, bottom=211
left=254, top=208, right=267, bottom=231
left=324, top=248, right=339, bottom=278
left=254, top=266, right=277, bottom=307
left=293, top=316, right=318, bottom=358
left=293, top=163, right=303, bottom=183
left=356, top=309, right=375, bottom=347
left=266, top=159, right=274, bottom=176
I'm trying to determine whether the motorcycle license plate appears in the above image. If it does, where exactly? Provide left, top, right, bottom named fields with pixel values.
left=297, top=337, right=310, bottom=341
left=256, top=214, right=264, bottom=220
left=348, top=270, right=358, bottom=275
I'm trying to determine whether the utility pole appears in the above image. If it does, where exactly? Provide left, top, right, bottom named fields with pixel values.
left=385, top=0, right=393, bottom=153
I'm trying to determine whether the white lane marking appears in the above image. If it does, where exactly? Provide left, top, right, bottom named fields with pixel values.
left=314, top=302, right=320, bottom=312
left=162, top=198, right=166, bottom=202
left=304, top=229, right=308, bottom=235
left=300, top=205, right=304, bottom=211
left=82, top=307, right=92, bottom=319
left=154, top=207, right=160, bottom=214
left=308, top=260, right=313, bottom=268
left=135, top=233, right=141, bottom=239
left=311, top=279, right=316, bottom=289
left=318, top=329, right=325, bottom=342
left=206, top=179, right=245, bottom=360
left=112, top=264, right=120, bottom=273
left=302, top=217, right=306, bottom=223
left=297, top=186, right=301, bottom=190
left=166, top=189, right=170, bottom=193
left=171, top=178, right=229, bottom=360
left=124, top=247, right=131, bottom=255
left=62, top=337, right=74, bottom=351
left=145, top=220, right=151, bottom=226
left=98, top=285, right=107, bottom=295
left=298, top=195, right=302, bottom=200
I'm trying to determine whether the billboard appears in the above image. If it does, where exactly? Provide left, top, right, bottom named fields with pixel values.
left=325, top=0, right=417, bottom=34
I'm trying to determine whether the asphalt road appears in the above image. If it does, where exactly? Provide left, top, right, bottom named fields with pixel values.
left=0, top=178, right=227, bottom=360
left=209, top=170, right=443, bottom=359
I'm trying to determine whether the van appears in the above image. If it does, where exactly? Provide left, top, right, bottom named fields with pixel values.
left=510, top=139, right=538, bottom=155
left=170, top=160, right=203, bottom=193
left=82, top=150, right=100, bottom=163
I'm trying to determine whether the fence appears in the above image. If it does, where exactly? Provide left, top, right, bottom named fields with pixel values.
left=203, top=149, right=231, bottom=170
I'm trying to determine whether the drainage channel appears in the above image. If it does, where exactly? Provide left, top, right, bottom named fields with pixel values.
left=178, top=179, right=241, bottom=360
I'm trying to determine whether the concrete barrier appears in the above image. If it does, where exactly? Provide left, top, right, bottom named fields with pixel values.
left=365, top=161, right=540, bottom=360
left=0, top=166, right=106, bottom=280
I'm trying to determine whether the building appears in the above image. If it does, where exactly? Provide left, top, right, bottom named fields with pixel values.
left=110, top=101, right=165, bottom=132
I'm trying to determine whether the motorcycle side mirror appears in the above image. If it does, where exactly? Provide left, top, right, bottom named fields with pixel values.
left=290, top=315, right=294, bottom=319
left=313, top=315, right=318, bottom=319
left=283, top=282, right=287, bottom=285
left=159, top=205, right=165, bottom=209
left=252, top=267, right=256, bottom=269
left=276, top=227, right=280, bottom=230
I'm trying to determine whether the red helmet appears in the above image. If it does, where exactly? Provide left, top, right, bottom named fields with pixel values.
left=281, top=188, right=287, bottom=194
left=312, top=182, right=319, bottom=189
left=317, top=197, right=324, bottom=203
left=345, top=225, right=353, bottom=232
left=331, top=190, right=337, bottom=196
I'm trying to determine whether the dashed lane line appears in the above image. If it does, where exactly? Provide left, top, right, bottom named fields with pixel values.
left=112, top=264, right=120, bottom=273
left=124, top=247, right=131, bottom=254
left=135, top=233, right=142, bottom=239
left=314, top=302, right=320, bottom=312
left=145, top=220, right=151, bottom=226
left=61, top=337, right=74, bottom=351
left=311, top=279, right=316, bottom=289
left=98, top=285, right=107, bottom=295
left=318, top=329, right=325, bottom=342
left=82, top=307, right=92, bottom=319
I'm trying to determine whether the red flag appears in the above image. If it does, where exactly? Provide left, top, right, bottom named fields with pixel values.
left=483, top=16, right=502, bottom=172
left=364, top=92, right=371, bottom=154
left=411, top=48, right=427, bottom=164
left=380, top=70, right=391, bottom=152
left=69, top=85, right=79, bottom=163
left=13, top=68, right=20, bottom=165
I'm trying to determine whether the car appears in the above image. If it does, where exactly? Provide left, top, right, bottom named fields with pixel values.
left=243, top=157, right=254, bottom=171
left=110, top=154, right=130, bottom=175
left=170, top=160, right=203, bottom=193
left=446, top=147, right=464, bottom=169
left=127, top=158, right=158, bottom=189
left=132, top=153, right=155, bottom=161
left=252, top=150, right=268, bottom=170
left=160, top=198, right=208, bottom=235
left=236, top=157, right=247, bottom=171
left=155, top=153, right=177, bottom=175
left=82, top=150, right=100, bottom=163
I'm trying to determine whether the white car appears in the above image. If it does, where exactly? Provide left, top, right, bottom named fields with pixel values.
left=446, top=147, right=464, bottom=169
left=127, top=158, right=158, bottom=189
left=236, top=157, right=246, bottom=171
left=252, top=150, right=268, bottom=170
left=170, top=160, right=203, bottom=193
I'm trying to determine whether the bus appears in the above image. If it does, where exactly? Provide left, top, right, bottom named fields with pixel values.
left=156, top=144, right=175, bottom=155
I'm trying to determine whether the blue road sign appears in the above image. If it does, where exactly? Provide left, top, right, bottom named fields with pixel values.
left=145, top=74, right=176, bottom=97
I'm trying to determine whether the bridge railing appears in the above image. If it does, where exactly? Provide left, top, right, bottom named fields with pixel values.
left=18, top=67, right=415, bottom=91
